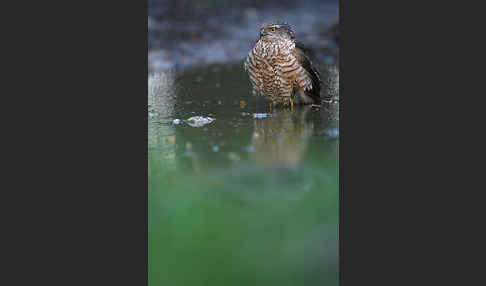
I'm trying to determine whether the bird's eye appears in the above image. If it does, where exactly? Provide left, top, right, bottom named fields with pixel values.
left=269, top=27, right=276, bottom=32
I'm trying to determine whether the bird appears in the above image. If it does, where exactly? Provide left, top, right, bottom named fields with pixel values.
left=244, top=22, right=321, bottom=109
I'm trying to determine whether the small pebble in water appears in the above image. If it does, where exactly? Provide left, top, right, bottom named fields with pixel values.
left=216, top=83, right=221, bottom=88
left=167, top=136, right=175, bottom=143
left=185, top=142, right=192, bottom=150
left=172, top=119, right=181, bottom=125
left=212, top=146, right=220, bottom=152
left=218, top=100, right=222, bottom=105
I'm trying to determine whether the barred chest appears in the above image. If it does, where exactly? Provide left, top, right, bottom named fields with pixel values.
left=250, top=39, right=297, bottom=99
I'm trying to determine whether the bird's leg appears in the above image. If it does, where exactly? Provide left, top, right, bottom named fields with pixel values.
left=290, top=98, right=294, bottom=111
left=269, top=100, right=273, bottom=113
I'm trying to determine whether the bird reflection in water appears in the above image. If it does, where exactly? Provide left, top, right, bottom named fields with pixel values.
left=251, top=106, right=315, bottom=168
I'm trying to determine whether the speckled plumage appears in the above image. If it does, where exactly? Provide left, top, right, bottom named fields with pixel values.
left=244, top=22, right=321, bottom=106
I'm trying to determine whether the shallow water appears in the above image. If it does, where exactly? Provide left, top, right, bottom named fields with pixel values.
left=148, top=63, right=339, bottom=286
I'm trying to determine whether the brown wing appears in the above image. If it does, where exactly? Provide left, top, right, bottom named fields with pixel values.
left=293, top=41, right=321, bottom=103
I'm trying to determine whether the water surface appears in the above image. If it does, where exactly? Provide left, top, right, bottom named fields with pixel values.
left=148, top=63, right=339, bottom=286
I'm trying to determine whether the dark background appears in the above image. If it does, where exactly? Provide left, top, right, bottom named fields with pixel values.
left=148, top=0, right=339, bottom=72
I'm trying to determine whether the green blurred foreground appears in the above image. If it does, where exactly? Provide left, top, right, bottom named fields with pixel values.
left=148, top=64, right=339, bottom=286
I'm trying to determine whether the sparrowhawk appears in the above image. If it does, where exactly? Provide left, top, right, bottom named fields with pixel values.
left=244, top=22, right=321, bottom=108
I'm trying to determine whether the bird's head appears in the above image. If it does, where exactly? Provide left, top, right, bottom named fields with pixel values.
left=259, top=22, right=295, bottom=41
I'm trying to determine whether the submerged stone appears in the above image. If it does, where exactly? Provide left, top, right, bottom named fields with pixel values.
left=186, top=116, right=215, bottom=128
left=252, top=113, right=272, bottom=119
